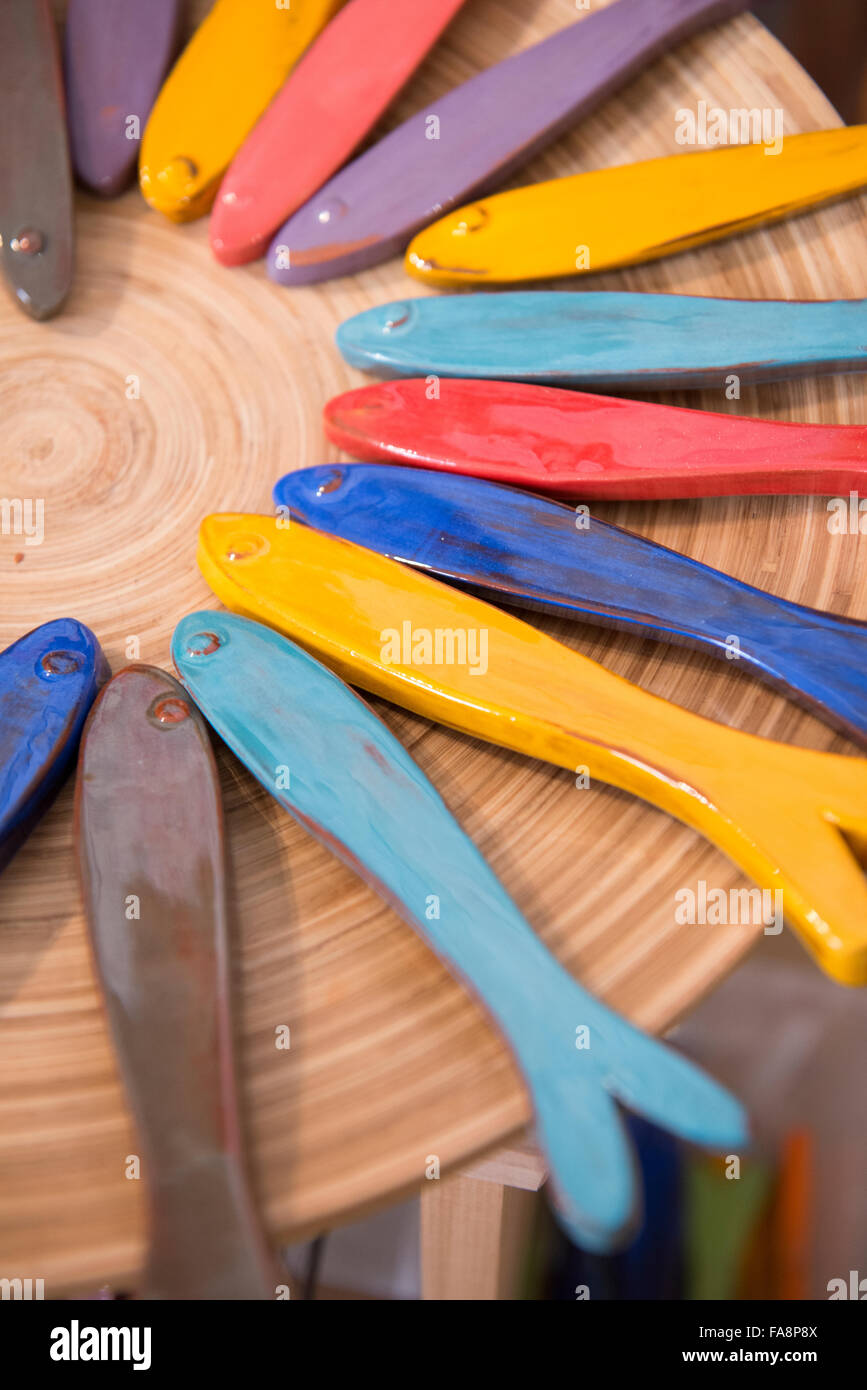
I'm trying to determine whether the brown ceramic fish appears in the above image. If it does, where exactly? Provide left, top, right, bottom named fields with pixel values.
left=0, top=0, right=74, bottom=319
left=75, top=665, right=278, bottom=1300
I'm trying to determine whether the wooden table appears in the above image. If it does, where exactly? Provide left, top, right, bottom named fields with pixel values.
left=1, top=0, right=865, bottom=1295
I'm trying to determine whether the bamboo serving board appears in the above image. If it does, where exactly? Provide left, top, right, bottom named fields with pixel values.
left=1, top=0, right=866, bottom=1293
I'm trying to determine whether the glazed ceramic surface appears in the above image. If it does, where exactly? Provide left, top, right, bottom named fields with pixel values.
left=336, top=292, right=867, bottom=389
left=0, top=618, right=106, bottom=874
left=139, top=0, right=344, bottom=221
left=75, top=665, right=277, bottom=1299
left=197, top=514, right=867, bottom=986
left=64, top=0, right=183, bottom=196
left=406, top=126, right=867, bottom=284
left=0, top=0, right=73, bottom=319
left=323, top=378, right=867, bottom=499
left=3, top=0, right=865, bottom=1291
left=266, top=0, right=748, bottom=284
left=211, top=0, right=466, bottom=266
left=173, top=610, right=745, bottom=1251
left=275, top=464, right=867, bottom=746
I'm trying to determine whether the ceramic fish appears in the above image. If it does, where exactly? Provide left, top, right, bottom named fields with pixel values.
left=173, top=609, right=746, bottom=1252
left=336, top=292, right=867, bottom=390
left=0, top=0, right=73, bottom=319
left=323, top=378, right=867, bottom=500
left=405, top=127, right=867, bottom=285
left=75, top=665, right=278, bottom=1299
left=197, top=514, right=867, bottom=986
left=275, top=463, right=867, bottom=747
left=0, top=619, right=107, bottom=873
left=211, top=0, right=467, bottom=266
left=266, top=0, right=748, bottom=285
left=140, top=0, right=344, bottom=221
left=64, top=0, right=183, bottom=197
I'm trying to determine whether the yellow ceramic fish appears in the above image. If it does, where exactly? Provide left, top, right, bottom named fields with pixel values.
left=405, top=126, right=867, bottom=285
left=196, top=514, right=867, bottom=986
left=140, top=0, right=344, bottom=221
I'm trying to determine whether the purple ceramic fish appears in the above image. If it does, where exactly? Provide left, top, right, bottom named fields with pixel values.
left=266, top=0, right=749, bottom=285
left=64, top=0, right=183, bottom=197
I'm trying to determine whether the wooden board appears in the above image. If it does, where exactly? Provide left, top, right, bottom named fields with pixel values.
left=1, top=0, right=865, bottom=1293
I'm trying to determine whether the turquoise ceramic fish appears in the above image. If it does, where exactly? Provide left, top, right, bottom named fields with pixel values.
left=336, top=292, right=867, bottom=389
left=173, top=610, right=746, bottom=1252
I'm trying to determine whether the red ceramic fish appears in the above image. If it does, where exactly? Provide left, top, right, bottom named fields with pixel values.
left=324, top=378, right=867, bottom=500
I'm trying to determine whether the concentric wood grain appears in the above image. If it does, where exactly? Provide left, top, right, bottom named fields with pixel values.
left=1, top=0, right=865, bottom=1292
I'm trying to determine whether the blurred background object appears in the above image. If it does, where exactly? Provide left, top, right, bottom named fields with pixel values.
left=755, top=0, right=867, bottom=121
left=284, top=929, right=867, bottom=1300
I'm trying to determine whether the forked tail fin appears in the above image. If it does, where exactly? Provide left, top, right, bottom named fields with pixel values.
left=525, top=991, right=747, bottom=1252
left=695, top=739, right=867, bottom=986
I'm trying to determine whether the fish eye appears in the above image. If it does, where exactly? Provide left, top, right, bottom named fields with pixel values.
left=38, top=650, right=83, bottom=679
left=452, top=204, right=489, bottom=235
left=183, top=630, right=226, bottom=659
left=315, top=468, right=345, bottom=497
left=157, top=155, right=198, bottom=194
left=147, top=695, right=191, bottom=727
left=225, top=532, right=269, bottom=562
left=316, top=197, right=348, bottom=225
left=382, top=302, right=413, bottom=333
left=219, top=189, right=251, bottom=211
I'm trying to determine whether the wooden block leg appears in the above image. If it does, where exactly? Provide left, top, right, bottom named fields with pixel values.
left=420, top=1170, right=539, bottom=1300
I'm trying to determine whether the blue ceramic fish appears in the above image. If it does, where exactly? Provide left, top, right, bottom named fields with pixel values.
left=0, top=618, right=108, bottom=871
left=173, top=610, right=746, bottom=1252
left=335, top=292, right=867, bottom=390
left=274, top=464, right=867, bottom=747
